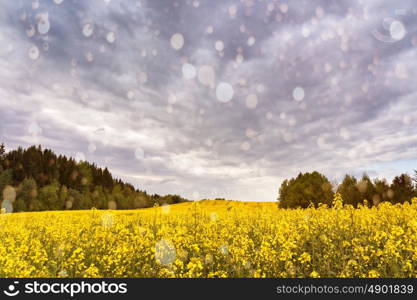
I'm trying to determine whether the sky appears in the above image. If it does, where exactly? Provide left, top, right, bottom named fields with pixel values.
left=0, top=0, right=416, bottom=202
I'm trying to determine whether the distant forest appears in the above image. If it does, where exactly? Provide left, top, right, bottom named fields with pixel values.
left=278, top=171, right=417, bottom=208
left=1, top=143, right=416, bottom=213
left=0, top=143, right=188, bottom=212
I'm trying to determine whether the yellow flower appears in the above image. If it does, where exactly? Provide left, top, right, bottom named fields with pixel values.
left=310, top=271, right=320, bottom=278
left=368, top=270, right=379, bottom=278
left=0, top=199, right=415, bottom=278
left=299, top=252, right=311, bottom=264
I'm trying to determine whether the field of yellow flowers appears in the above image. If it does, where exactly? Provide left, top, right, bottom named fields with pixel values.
left=1, top=198, right=417, bottom=278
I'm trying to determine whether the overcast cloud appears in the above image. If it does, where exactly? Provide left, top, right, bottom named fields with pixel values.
left=0, top=0, right=417, bottom=201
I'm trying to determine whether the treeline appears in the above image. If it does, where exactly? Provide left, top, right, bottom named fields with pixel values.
left=0, top=144, right=188, bottom=212
left=278, top=171, right=417, bottom=208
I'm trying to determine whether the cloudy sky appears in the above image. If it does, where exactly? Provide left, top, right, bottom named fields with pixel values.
left=0, top=0, right=416, bottom=201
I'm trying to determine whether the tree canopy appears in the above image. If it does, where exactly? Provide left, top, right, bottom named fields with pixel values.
left=278, top=171, right=334, bottom=208
left=279, top=170, right=417, bottom=208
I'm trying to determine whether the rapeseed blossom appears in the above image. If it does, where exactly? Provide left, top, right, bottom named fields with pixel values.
left=0, top=199, right=417, bottom=278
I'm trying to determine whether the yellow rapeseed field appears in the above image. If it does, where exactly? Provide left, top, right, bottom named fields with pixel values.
left=1, top=197, right=417, bottom=278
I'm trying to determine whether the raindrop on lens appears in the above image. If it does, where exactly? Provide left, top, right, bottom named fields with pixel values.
left=215, top=40, right=224, bottom=52
left=88, top=142, right=96, bottom=153
left=241, top=141, right=251, bottom=151
left=292, top=86, right=305, bottom=101
left=28, top=121, right=42, bottom=135
left=75, top=152, right=85, bottom=162
left=32, top=1, right=39, bottom=10
left=168, top=94, right=176, bottom=104
left=37, top=14, right=50, bottom=35
left=228, top=5, right=237, bottom=17
left=161, top=204, right=170, bottom=214
left=106, top=31, right=116, bottom=43
left=1, top=200, right=13, bottom=213
left=82, top=23, right=94, bottom=37
left=198, top=65, right=215, bottom=87
left=247, top=36, right=256, bottom=46
left=280, top=3, right=288, bottom=13
left=216, top=82, right=234, bottom=103
left=85, top=51, right=94, bottom=62
left=65, top=200, right=73, bottom=209
left=170, top=33, right=184, bottom=50
left=138, top=72, right=148, bottom=84
left=126, top=90, right=134, bottom=99
left=134, top=148, right=145, bottom=160
left=101, top=213, right=114, bottom=227
left=3, top=186, right=16, bottom=203
left=246, top=94, right=258, bottom=109
left=219, top=244, right=228, bottom=255
left=210, top=212, right=218, bottom=222
left=26, top=25, right=36, bottom=37
left=302, top=26, right=310, bottom=38
left=155, top=239, right=176, bottom=265
left=107, top=201, right=117, bottom=210
left=390, top=21, right=406, bottom=40
left=403, top=116, right=412, bottom=125
left=236, top=54, right=244, bottom=64
left=182, top=63, right=196, bottom=79
left=28, top=45, right=40, bottom=60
